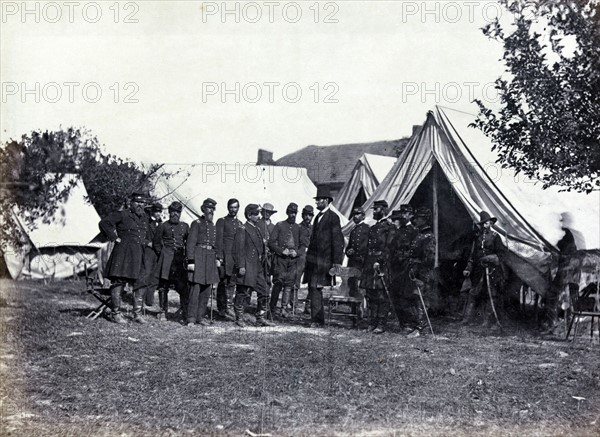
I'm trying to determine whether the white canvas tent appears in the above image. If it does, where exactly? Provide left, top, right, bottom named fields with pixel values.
left=334, top=153, right=396, bottom=218
left=351, top=106, right=600, bottom=296
left=4, top=175, right=105, bottom=280
left=154, top=163, right=348, bottom=226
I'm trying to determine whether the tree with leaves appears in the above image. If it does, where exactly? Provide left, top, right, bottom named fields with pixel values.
left=0, top=128, right=160, bottom=248
left=473, top=0, right=600, bottom=193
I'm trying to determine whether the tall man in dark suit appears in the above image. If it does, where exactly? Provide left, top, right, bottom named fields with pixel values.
left=215, top=198, right=242, bottom=321
left=303, top=186, right=345, bottom=328
left=153, top=201, right=189, bottom=321
left=98, top=192, right=150, bottom=324
left=233, top=204, right=274, bottom=327
left=257, top=202, right=277, bottom=301
left=133, top=202, right=163, bottom=309
left=186, top=198, right=220, bottom=326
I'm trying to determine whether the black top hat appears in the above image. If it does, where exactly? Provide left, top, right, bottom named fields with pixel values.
left=478, top=211, right=497, bottom=225
left=314, top=185, right=333, bottom=201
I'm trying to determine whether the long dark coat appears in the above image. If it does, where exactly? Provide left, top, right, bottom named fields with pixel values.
left=346, top=222, right=370, bottom=269
left=186, top=216, right=219, bottom=285
left=153, top=220, right=189, bottom=281
left=465, top=229, right=507, bottom=291
left=233, top=221, right=265, bottom=288
left=360, top=219, right=394, bottom=289
left=216, top=215, right=242, bottom=277
left=303, top=209, right=344, bottom=287
left=99, top=209, right=148, bottom=281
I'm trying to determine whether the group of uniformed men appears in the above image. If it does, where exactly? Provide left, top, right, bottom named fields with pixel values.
left=99, top=189, right=506, bottom=334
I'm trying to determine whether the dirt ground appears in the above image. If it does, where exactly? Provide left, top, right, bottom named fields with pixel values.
left=0, top=279, right=599, bottom=436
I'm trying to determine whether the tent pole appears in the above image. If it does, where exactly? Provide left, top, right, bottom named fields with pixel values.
left=433, top=162, right=439, bottom=269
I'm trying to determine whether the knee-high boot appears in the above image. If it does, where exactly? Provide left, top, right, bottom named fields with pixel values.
left=110, top=284, right=126, bottom=324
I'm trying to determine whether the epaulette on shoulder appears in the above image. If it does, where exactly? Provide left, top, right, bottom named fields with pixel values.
left=239, top=224, right=246, bottom=230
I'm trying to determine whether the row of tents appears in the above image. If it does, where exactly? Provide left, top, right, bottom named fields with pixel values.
left=4, top=106, right=599, bottom=298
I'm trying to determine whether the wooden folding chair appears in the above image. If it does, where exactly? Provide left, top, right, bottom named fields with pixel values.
left=85, top=271, right=113, bottom=320
left=565, top=282, right=600, bottom=342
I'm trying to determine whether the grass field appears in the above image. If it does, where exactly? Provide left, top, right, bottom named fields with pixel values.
left=1, top=278, right=599, bottom=436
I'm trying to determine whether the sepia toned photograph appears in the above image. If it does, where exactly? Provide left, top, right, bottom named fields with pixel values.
left=1, top=1, right=599, bottom=435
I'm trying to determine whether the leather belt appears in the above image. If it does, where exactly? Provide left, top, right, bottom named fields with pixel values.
left=197, top=244, right=214, bottom=250
left=368, top=250, right=383, bottom=256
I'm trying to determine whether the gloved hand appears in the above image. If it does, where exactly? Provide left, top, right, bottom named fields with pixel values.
left=480, top=254, right=499, bottom=266
left=283, top=248, right=290, bottom=256
left=289, top=249, right=297, bottom=258
left=373, top=262, right=380, bottom=271
left=216, top=259, right=222, bottom=268
left=238, top=267, right=246, bottom=276
left=463, top=270, right=470, bottom=278
left=187, top=264, right=195, bottom=272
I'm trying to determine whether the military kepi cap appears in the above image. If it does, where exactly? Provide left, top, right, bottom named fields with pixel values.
left=372, top=200, right=389, bottom=209
left=147, top=202, right=163, bottom=212
left=286, top=202, right=298, bottom=213
left=352, top=206, right=365, bottom=216
left=302, top=205, right=314, bottom=215
left=202, top=198, right=217, bottom=208
left=131, top=192, right=150, bottom=204
left=168, top=201, right=183, bottom=212
left=390, top=210, right=402, bottom=220
left=415, top=206, right=432, bottom=218
left=245, top=203, right=260, bottom=216
left=399, top=204, right=413, bottom=213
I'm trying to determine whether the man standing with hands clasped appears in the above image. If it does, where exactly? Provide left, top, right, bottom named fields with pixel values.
left=303, top=186, right=344, bottom=328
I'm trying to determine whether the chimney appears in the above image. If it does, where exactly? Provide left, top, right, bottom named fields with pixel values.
left=256, top=149, right=274, bottom=165
left=412, top=125, right=422, bottom=138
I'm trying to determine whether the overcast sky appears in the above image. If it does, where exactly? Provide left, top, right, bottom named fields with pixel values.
left=2, top=1, right=510, bottom=165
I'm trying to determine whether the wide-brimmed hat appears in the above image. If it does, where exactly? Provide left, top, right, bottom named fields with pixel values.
left=314, top=185, right=333, bottom=201
left=478, top=211, right=497, bottom=225
left=262, top=202, right=277, bottom=213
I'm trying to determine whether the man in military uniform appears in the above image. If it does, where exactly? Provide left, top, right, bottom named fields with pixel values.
left=296, top=205, right=314, bottom=314
left=304, top=186, right=344, bottom=327
left=153, top=201, right=189, bottom=321
left=216, top=198, right=243, bottom=321
left=360, top=200, right=395, bottom=334
left=233, top=204, right=274, bottom=327
left=269, top=203, right=301, bottom=318
left=407, top=207, right=437, bottom=335
left=133, top=202, right=163, bottom=309
left=345, top=206, right=369, bottom=299
left=389, top=205, right=419, bottom=326
left=98, top=192, right=150, bottom=324
left=186, top=198, right=220, bottom=326
left=257, top=203, right=277, bottom=305
left=462, top=211, right=507, bottom=330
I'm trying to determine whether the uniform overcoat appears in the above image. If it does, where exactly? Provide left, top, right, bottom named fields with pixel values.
left=216, top=215, right=242, bottom=277
left=186, top=216, right=219, bottom=285
left=233, top=222, right=265, bottom=288
left=153, top=220, right=189, bottom=280
left=99, top=209, right=148, bottom=281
